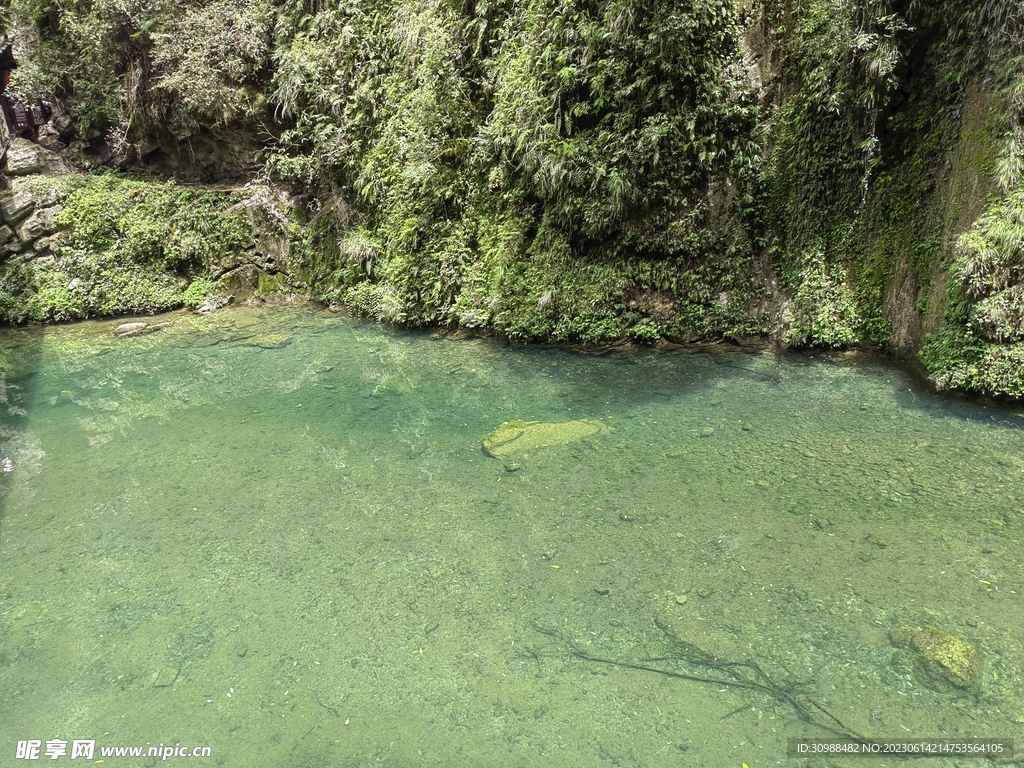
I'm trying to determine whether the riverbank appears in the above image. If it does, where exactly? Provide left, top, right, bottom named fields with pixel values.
left=1, top=2, right=1021, bottom=398
left=0, top=158, right=995, bottom=403
left=0, top=106, right=1016, bottom=403
left=0, top=155, right=994, bottom=403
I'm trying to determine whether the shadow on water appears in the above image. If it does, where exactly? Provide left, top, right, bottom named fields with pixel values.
left=0, top=324, right=46, bottom=523
left=796, top=346, right=1024, bottom=430
left=495, top=340, right=784, bottom=415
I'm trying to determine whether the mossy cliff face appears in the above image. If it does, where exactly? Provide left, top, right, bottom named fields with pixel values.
left=1, top=0, right=1022, bottom=397
left=0, top=149, right=306, bottom=322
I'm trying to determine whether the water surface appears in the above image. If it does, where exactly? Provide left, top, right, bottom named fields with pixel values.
left=1, top=306, right=1022, bottom=766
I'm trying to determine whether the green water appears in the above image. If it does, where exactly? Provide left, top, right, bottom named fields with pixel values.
left=1, top=306, right=1022, bottom=767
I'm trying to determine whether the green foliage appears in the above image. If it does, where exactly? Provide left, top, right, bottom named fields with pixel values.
left=3, top=0, right=1023, bottom=399
left=783, top=248, right=862, bottom=347
left=264, top=0, right=762, bottom=341
left=55, top=176, right=253, bottom=270
left=182, top=278, right=220, bottom=309
left=758, top=0, right=909, bottom=252
left=954, top=191, right=1024, bottom=338
left=0, top=175, right=254, bottom=323
left=2, top=0, right=274, bottom=141
left=480, top=0, right=758, bottom=235
left=922, top=190, right=1024, bottom=396
left=918, top=0, right=1024, bottom=396
left=919, top=320, right=1024, bottom=398
left=152, top=0, right=274, bottom=130
left=751, top=0, right=927, bottom=353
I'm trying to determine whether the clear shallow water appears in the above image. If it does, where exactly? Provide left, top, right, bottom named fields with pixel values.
left=0, top=306, right=1022, bottom=767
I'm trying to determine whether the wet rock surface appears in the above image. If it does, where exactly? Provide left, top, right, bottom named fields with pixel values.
left=890, top=625, right=980, bottom=690
left=482, top=418, right=608, bottom=458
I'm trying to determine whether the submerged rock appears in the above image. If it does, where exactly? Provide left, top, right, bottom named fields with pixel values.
left=152, top=666, right=179, bottom=687
left=890, top=625, right=980, bottom=689
left=114, top=321, right=171, bottom=337
left=482, top=418, right=607, bottom=458
left=654, top=604, right=729, bottom=663
left=243, top=333, right=292, bottom=349
left=115, top=322, right=148, bottom=336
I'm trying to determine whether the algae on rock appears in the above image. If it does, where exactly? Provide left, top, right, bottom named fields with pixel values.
left=890, top=625, right=980, bottom=690
left=482, top=418, right=608, bottom=458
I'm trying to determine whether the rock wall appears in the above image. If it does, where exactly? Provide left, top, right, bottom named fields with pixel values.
left=0, top=142, right=308, bottom=324
left=0, top=140, right=71, bottom=264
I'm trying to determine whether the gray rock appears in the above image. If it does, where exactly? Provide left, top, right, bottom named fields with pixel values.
left=255, top=233, right=290, bottom=268
left=196, top=296, right=229, bottom=315
left=4, top=139, right=69, bottom=176
left=35, top=185, right=63, bottom=207
left=33, top=235, right=54, bottom=255
left=152, top=666, right=178, bottom=687
left=115, top=321, right=171, bottom=337
left=1, top=192, right=35, bottom=225
left=0, top=225, right=13, bottom=248
left=53, top=112, right=74, bottom=135
left=16, top=205, right=63, bottom=243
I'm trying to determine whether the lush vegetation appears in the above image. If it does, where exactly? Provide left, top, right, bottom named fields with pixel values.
left=916, top=0, right=1024, bottom=395
left=267, top=0, right=764, bottom=340
left=0, top=176, right=255, bottom=322
left=0, top=0, right=1022, bottom=394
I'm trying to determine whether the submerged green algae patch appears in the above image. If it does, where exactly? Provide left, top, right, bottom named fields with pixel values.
left=482, top=418, right=608, bottom=458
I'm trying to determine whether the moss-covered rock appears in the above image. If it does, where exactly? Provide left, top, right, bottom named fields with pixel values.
left=890, top=625, right=980, bottom=690
left=482, top=418, right=608, bottom=458
left=0, top=174, right=307, bottom=324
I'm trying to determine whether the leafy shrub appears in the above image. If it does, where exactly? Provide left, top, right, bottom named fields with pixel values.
left=784, top=249, right=863, bottom=347
left=182, top=278, right=220, bottom=309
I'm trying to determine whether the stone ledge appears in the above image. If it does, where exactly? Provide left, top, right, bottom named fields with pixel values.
left=3, top=139, right=71, bottom=177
